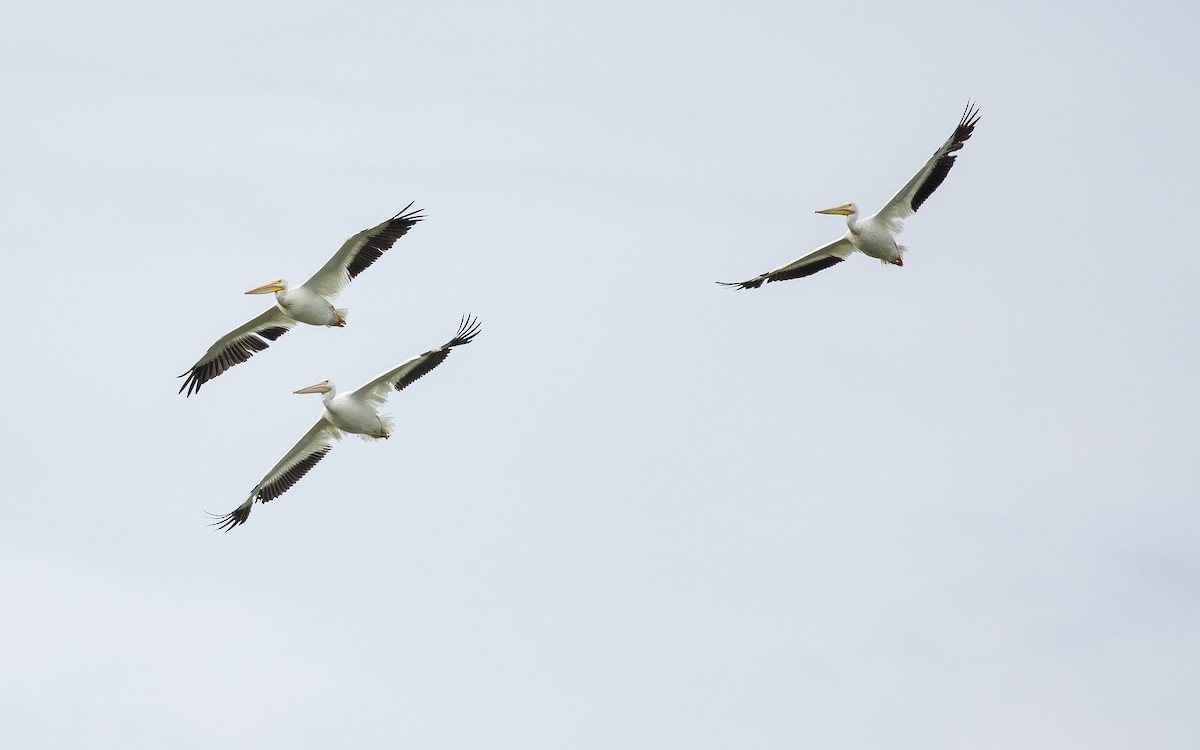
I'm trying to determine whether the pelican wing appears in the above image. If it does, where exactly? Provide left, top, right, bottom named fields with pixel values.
left=178, top=307, right=295, bottom=396
left=299, top=203, right=425, bottom=298
left=872, top=102, right=980, bottom=232
left=347, top=315, right=482, bottom=407
left=717, top=238, right=856, bottom=290
left=210, top=419, right=341, bottom=531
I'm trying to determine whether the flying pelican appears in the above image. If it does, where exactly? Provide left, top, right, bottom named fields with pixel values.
left=178, top=203, right=425, bottom=396
left=210, top=315, right=482, bottom=531
left=719, top=103, right=980, bottom=289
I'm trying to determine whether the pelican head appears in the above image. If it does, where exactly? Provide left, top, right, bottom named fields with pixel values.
left=246, top=278, right=288, bottom=295
left=815, top=202, right=857, bottom=216
left=293, top=379, right=334, bottom=395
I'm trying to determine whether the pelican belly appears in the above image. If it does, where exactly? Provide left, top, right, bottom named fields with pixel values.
left=849, top=220, right=902, bottom=263
left=276, top=288, right=342, bottom=326
left=325, top=397, right=389, bottom=438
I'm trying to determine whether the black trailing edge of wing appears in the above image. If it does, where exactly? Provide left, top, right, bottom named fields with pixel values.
left=178, top=326, right=291, bottom=397
left=207, top=446, right=333, bottom=532
left=395, top=315, right=482, bottom=392
left=259, top=447, right=332, bottom=504
left=910, top=101, right=980, bottom=213
left=345, top=202, right=426, bottom=282
left=717, top=255, right=846, bottom=290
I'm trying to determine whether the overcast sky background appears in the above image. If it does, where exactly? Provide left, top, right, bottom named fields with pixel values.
left=3, top=0, right=1198, bottom=747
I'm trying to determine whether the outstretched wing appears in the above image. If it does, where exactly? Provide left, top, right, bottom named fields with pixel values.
left=347, top=315, right=482, bottom=407
left=178, top=307, right=295, bottom=396
left=210, top=419, right=341, bottom=531
left=717, top=238, right=856, bottom=290
left=871, top=102, right=980, bottom=232
left=299, top=203, right=425, bottom=299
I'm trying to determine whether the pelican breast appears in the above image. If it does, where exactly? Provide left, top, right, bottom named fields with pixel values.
left=277, top=287, right=341, bottom=326
left=324, top=395, right=387, bottom=437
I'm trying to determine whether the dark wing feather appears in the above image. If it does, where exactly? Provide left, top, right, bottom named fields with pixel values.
left=346, top=316, right=482, bottom=407
left=300, top=203, right=425, bottom=298
left=395, top=315, right=482, bottom=392
left=257, top=447, right=332, bottom=504
left=910, top=102, right=981, bottom=212
left=207, top=421, right=337, bottom=531
left=718, top=239, right=854, bottom=290
left=875, top=102, right=980, bottom=226
left=346, top=203, right=425, bottom=281
left=178, top=308, right=294, bottom=397
left=208, top=502, right=253, bottom=532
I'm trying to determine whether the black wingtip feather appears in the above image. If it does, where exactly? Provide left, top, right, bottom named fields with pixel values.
left=345, top=203, right=426, bottom=282
left=390, top=201, right=425, bottom=222
left=909, top=101, right=980, bottom=213
left=719, top=254, right=846, bottom=290
left=394, top=315, right=482, bottom=392
left=716, top=278, right=766, bottom=290
left=448, top=314, right=482, bottom=348
left=177, top=327, right=292, bottom=397
left=206, top=446, right=332, bottom=532
left=207, top=504, right=252, bottom=532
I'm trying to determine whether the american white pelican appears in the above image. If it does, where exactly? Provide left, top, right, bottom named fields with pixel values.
left=719, top=103, right=980, bottom=289
left=210, top=315, right=482, bottom=531
left=178, top=203, right=425, bottom=396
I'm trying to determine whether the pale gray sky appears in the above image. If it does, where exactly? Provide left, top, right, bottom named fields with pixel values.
left=3, top=0, right=1198, bottom=747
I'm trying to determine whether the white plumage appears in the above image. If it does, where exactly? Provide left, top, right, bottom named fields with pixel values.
left=719, top=103, right=980, bottom=289
left=211, top=316, right=482, bottom=531
left=178, top=204, right=424, bottom=396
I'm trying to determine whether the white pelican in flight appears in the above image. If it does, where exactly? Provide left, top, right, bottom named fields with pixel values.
left=719, top=103, right=980, bottom=289
left=178, top=203, right=425, bottom=396
left=210, top=315, right=482, bottom=531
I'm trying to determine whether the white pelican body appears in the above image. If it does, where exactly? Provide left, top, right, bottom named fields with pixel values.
left=179, top=203, right=425, bottom=396
left=269, top=283, right=347, bottom=328
left=840, top=206, right=904, bottom=264
left=307, top=383, right=394, bottom=439
left=719, top=103, right=980, bottom=289
left=211, top=316, right=482, bottom=531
